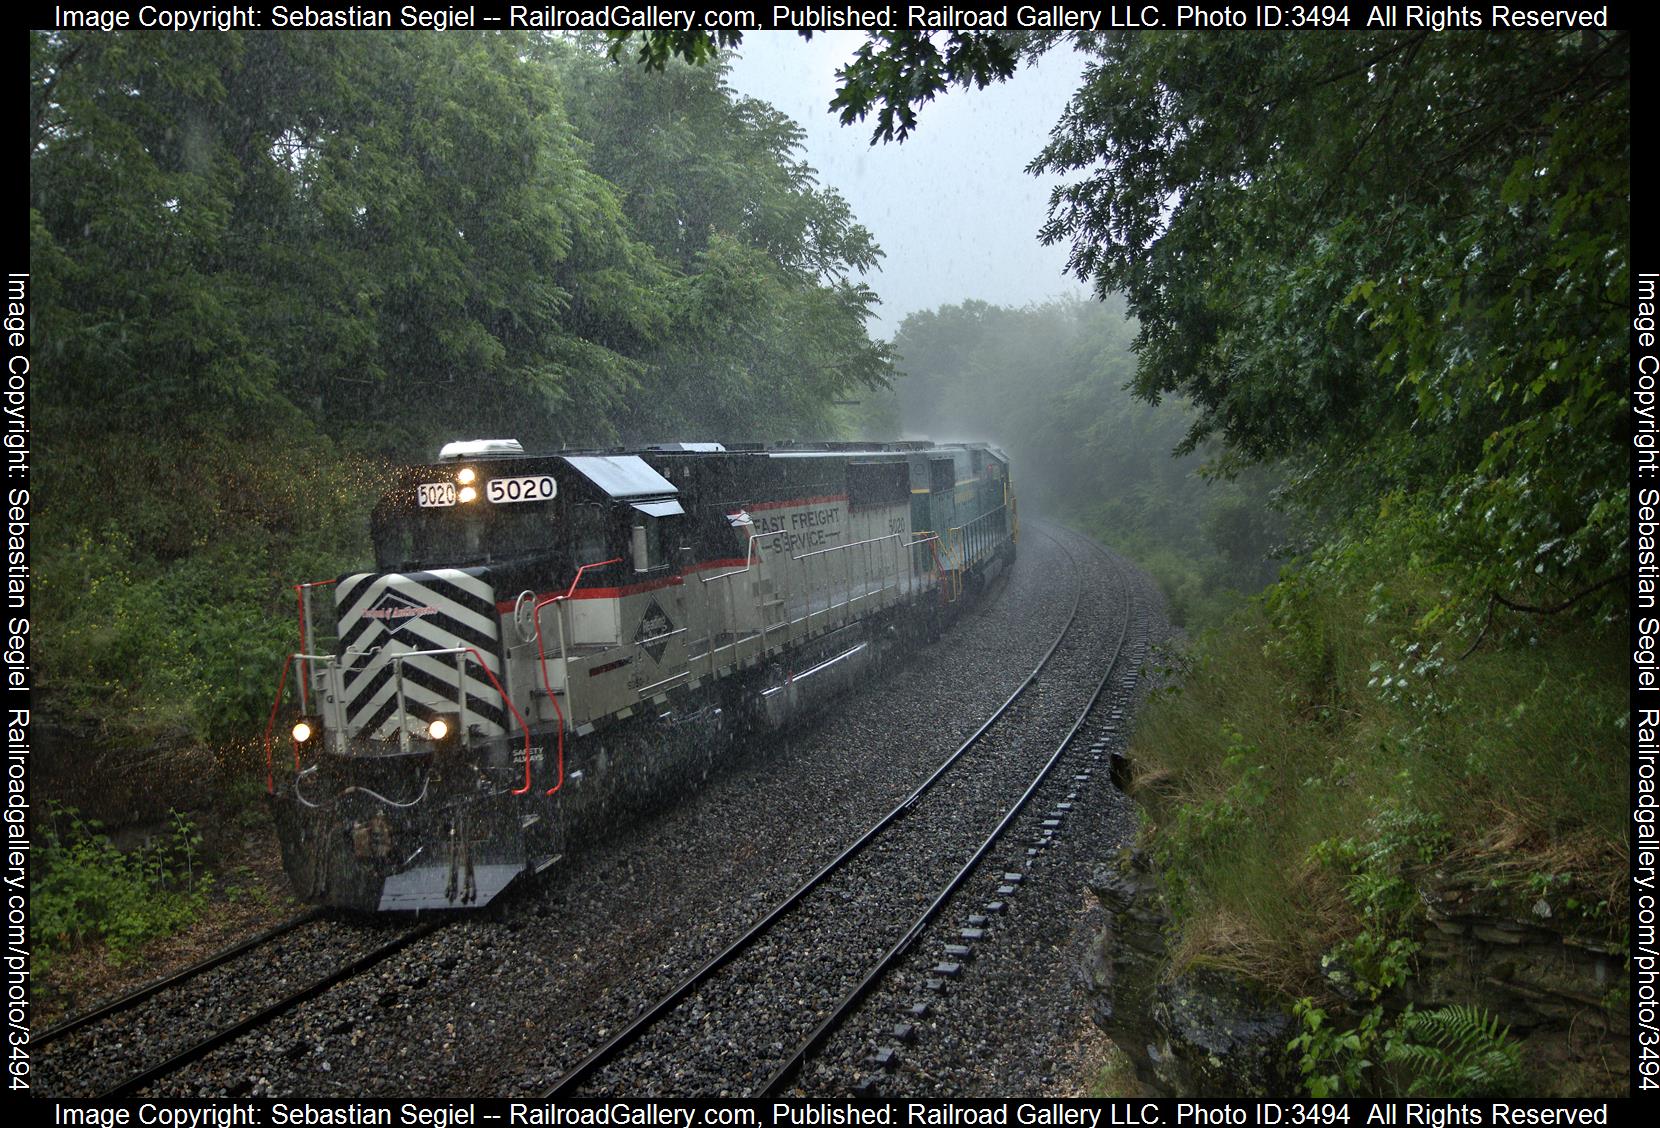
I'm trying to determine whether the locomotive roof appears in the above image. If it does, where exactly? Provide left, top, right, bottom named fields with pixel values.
left=422, top=440, right=1002, bottom=464
left=402, top=441, right=1009, bottom=502
left=563, top=454, right=677, bottom=499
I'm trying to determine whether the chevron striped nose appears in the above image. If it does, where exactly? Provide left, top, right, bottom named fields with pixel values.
left=333, top=568, right=508, bottom=742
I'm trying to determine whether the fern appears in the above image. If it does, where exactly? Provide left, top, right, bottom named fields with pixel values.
left=1385, top=1004, right=1524, bottom=1097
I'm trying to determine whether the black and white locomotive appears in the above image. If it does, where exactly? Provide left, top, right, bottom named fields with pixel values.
left=267, top=440, right=1016, bottom=910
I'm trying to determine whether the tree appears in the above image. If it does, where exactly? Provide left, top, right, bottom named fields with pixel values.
left=1029, top=32, right=1628, bottom=607
left=550, top=37, right=893, bottom=440
left=30, top=29, right=899, bottom=750
left=30, top=31, right=672, bottom=453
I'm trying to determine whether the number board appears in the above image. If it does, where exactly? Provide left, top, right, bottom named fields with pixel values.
left=486, top=475, right=558, bottom=504
left=417, top=482, right=457, bottom=508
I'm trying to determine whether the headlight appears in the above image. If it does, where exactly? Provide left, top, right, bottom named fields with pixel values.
left=292, top=719, right=316, bottom=743
left=428, top=717, right=450, bottom=741
left=458, top=485, right=478, bottom=503
left=456, top=467, right=476, bottom=485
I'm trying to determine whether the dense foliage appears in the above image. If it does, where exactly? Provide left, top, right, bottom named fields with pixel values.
left=1131, top=520, right=1626, bottom=1094
left=1031, top=31, right=1629, bottom=617
left=33, top=805, right=213, bottom=974
left=31, top=31, right=892, bottom=757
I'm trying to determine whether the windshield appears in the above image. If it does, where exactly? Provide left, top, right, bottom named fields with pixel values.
left=373, top=502, right=557, bottom=571
left=371, top=495, right=616, bottom=573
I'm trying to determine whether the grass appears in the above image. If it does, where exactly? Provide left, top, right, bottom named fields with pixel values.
left=1121, top=526, right=1628, bottom=1098
left=1089, top=1042, right=1149, bottom=1098
left=1129, top=552, right=1628, bottom=1003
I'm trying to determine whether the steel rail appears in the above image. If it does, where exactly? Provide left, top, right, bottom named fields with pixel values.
left=760, top=533, right=1138, bottom=1094
left=37, top=909, right=325, bottom=1047
left=541, top=529, right=1082, bottom=1098
left=95, top=920, right=445, bottom=1100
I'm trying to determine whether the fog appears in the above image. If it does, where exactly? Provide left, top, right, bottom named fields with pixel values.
left=725, top=34, right=1283, bottom=621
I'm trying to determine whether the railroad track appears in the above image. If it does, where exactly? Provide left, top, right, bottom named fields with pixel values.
left=38, top=523, right=1154, bottom=1098
left=37, top=913, right=445, bottom=1098
left=37, top=909, right=323, bottom=1047
left=542, top=525, right=1143, bottom=1097
left=796, top=526, right=1153, bottom=1094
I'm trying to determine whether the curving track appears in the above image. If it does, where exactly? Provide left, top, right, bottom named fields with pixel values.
left=540, top=525, right=1150, bottom=1097
left=796, top=523, right=1160, bottom=1095
left=542, top=528, right=1098, bottom=1096
left=38, top=520, right=1168, bottom=1098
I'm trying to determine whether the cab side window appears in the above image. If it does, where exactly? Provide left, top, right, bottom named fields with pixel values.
left=631, top=515, right=679, bottom=572
left=570, top=502, right=610, bottom=564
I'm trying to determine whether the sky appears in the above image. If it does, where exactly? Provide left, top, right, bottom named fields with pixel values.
left=721, top=33, right=1093, bottom=340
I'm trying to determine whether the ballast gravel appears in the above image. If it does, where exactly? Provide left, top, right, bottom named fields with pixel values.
left=50, top=520, right=1169, bottom=1099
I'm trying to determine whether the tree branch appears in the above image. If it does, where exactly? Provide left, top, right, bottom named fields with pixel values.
left=1460, top=571, right=1628, bottom=660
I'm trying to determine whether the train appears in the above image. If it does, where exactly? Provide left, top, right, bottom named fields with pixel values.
left=267, top=440, right=1017, bottom=910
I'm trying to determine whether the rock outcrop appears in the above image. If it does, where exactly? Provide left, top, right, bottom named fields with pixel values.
left=1083, top=849, right=1294, bottom=1096
left=1082, top=850, right=1627, bottom=1096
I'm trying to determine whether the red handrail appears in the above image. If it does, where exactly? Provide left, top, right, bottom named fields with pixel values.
left=529, top=557, right=624, bottom=796
left=262, top=653, right=298, bottom=793
left=453, top=645, right=535, bottom=795
left=914, top=533, right=953, bottom=604
left=549, top=556, right=626, bottom=606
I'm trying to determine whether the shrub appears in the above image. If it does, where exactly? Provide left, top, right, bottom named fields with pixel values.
left=32, top=804, right=211, bottom=973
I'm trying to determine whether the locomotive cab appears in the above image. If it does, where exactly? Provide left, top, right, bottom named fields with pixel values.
left=272, top=447, right=686, bottom=910
left=319, top=452, right=682, bottom=749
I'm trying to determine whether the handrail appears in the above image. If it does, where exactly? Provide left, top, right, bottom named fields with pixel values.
left=948, top=503, right=1007, bottom=573
left=384, top=644, right=534, bottom=792
left=693, top=530, right=787, bottom=672
left=292, top=578, right=339, bottom=713
left=696, top=529, right=787, bottom=584
left=794, top=530, right=914, bottom=632
left=914, top=529, right=958, bottom=602
left=263, top=653, right=298, bottom=793
left=695, top=529, right=928, bottom=669
left=531, top=557, right=623, bottom=796
left=263, top=646, right=361, bottom=788
left=791, top=530, right=910, bottom=562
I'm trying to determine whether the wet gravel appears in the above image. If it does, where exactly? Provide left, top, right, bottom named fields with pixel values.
left=46, top=521, right=1170, bottom=1098
left=571, top=527, right=1141, bottom=1096
left=34, top=915, right=426, bottom=1098
left=800, top=527, right=1170, bottom=1096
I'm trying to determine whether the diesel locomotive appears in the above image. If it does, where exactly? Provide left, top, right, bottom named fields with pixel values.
left=267, top=440, right=1016, bottom=910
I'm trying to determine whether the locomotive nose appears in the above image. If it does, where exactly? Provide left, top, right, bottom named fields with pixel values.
left=333, top=568, right=510, bottom=747
left=271, top=775, right=541, bottom=912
